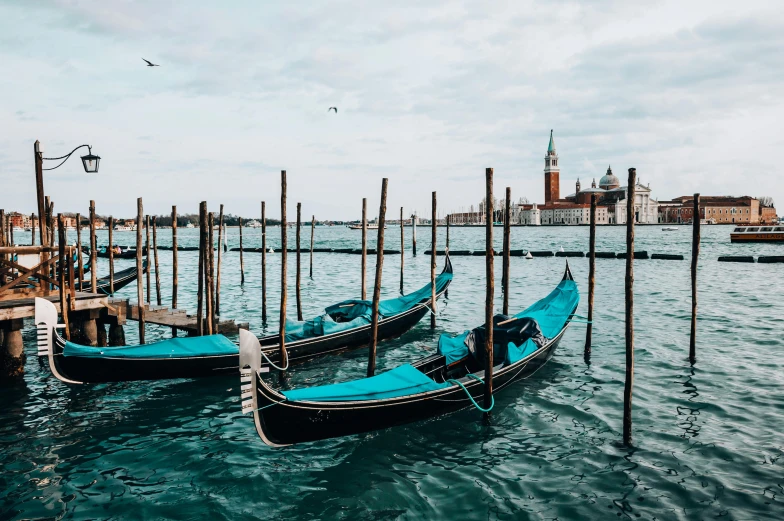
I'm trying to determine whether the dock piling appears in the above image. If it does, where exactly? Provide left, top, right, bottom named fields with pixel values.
left=207, top=212, right=215, bottom=335
left=431, top=191, right=437, bottom=329
left=400, top=207, right=404, bottom=294
left=623, top=168, right=636, bottom=446
left=239, top=217, right=245, bottom=285
left=216, top=204, right=224, bottom=316
left=503, top=187, right=511, bottom=315
left=197, top=202, right=206, bottom=336
left=261, top=201, right=267, bottom=322
left=412, top=212, right=417, bottom=256
left=361, top=198, right=367, bottom=300
left=108, top=216, right=115, bottom=294
left=136, top=198, right=146, bottom=343
left=484, top=168, right=495, bottom=421
left=76, top=213, right=84, bottom=291
left=585, top=194, right=597, bottom=362
left=89, top=201, right=97, bottom=293
left=31, top=213, right=36, bottom=246
left=310, top=215, right=315, bottom=279
left=152, top=217, right=161, bottom=305
left=367, top=178, right=388, bottom=377
left=296, top=203, right=303, bottom=321
left=279, top=171, right=289, bottom=369
left=145, top=215, right=151, bottom=303
left=171, top=205, right=178, bottom=337
left=690, top=194, right=700, bottom=365
left=57, top=214, right=71, bottom=340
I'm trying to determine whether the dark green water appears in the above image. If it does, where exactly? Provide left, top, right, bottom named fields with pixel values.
left=2, top=225, right=782, bottom=520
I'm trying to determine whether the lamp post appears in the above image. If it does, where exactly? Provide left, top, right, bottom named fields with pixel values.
left=34, top=141, right=100, bottom=246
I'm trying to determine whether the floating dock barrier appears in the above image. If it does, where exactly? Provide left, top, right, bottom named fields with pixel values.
left=718, top=256, right=755, bottom=263
left=617, top=251, right=649, bottom=259
left=651, top=253, right=684, bottom=260
left=555, top=251, right=584, bottom=257
left=757, top=256, right=784, bottom=263
left=595, top=252, right=617, bottom=259
left=529, top=251, right=554, bottom=257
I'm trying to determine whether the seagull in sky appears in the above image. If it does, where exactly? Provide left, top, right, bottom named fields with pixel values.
left=328, top=107, right=337, bottom=113
left=142, top=58, right=160, bottom=67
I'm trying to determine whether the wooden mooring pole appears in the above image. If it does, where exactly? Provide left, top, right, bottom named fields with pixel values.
left=57, top=214, right=71, bottom=340
left=585, top=194, right=597, bottom=362
left=76, top=213, right=84, bottom=291
left=430, top=191, right=437, bottom=329
left=207, top=212, right=215, bottom=335
left=400, top=207, right=404, bottom=294
left=31, top=213, right=36, bottom=246
left=145, top=215, right=151, bottom=303
left=367, top=178, right=388, bottom=377
left=412, top=212, right=417, bottom=256
left=153, top=216, right=161, bottom=305
left=216, top=204, right=224, bottom=316
left=279, top=170, right=289, bottom=369
left=171, top=205, right=178, bottom=337
left=503, top=187, right=511, bottom=316
left=261, top=201, right=267, bottom=322
left=89, top=201, right=97, bottom=293
left=690, top=194, right=700, bottom=365
left=239, top=217, right=245, bottom=285
left=108, top=216, right=115, bottom=294
left=484, top=168, right=495, bottom=421
left=361, top=198, right=367, bottom=300
left=197, top=202, right=206, bottom=336
left=623, top=168, right=636, bottom=446
left=296, top=203, right=303, bottom=321
left=309, top=215, right=315, bottom=279
left=136, top=198, right=145, bottom=343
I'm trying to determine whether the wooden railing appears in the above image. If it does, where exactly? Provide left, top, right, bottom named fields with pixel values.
left=0, top=245, right=76, bottom=302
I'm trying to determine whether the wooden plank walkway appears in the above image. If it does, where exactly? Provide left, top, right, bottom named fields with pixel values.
left=113, top=299, right=248, bottom=335
left=0, top=292, right=107, bottom=321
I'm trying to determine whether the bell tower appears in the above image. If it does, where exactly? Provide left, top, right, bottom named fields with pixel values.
left=544, top=129, right=560, bottom=204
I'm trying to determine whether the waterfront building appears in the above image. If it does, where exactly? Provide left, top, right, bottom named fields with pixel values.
left=658, top=196, right=778, bottom=224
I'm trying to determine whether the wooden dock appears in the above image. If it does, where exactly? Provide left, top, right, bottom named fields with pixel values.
left=111, top=298, right=248, bottom=336
left=0, top=291, right=107, bottom=321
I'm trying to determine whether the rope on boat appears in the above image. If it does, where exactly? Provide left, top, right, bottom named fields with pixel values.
left=447, top=373, right=494, bottom=413
left=260, top=349, right=290, bottom=372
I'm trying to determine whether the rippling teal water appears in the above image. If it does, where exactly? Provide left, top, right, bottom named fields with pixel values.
left=2, top=224, right=783, bottom=520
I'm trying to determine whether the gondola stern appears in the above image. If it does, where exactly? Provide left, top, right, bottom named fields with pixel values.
left=441, top=249, right=453, bottom=275
left=34, top=298, right=83, bottom=384
left=562, top=259, right=574, bottom=281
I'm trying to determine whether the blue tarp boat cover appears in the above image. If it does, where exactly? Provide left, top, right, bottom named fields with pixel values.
left=283, top=363, right=450, bottom=402
left=437, top=278, right=579, bottom=365
left=284, top=270, right=453, bottom=342
left=62, top=334, right=238, bottom=359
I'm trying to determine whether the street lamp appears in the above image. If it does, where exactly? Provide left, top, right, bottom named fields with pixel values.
left=34, top=140, right=101, bottom=246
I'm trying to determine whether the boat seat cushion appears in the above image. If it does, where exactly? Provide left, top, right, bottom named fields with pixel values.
left=282, top=363, right=450, bottom=402
left=62, top=334, right=238, bottom=359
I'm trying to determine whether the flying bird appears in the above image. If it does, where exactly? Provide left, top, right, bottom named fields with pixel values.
left=328, top=107, right=337, bottom=113
left=142, top=58, right=160, bottom=67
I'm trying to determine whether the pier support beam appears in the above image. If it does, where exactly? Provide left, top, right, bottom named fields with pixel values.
left=0, top=319, right=25, bottom=378
left=108, top=319, right=126, bottom=347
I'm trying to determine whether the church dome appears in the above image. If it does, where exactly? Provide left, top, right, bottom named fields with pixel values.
left=599, top=165, right=620, bottom=190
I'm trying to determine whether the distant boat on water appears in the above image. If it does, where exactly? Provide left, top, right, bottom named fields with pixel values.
left=114, top=224, right=136, bottom=231
left=348, top=224, right=385, bottom=230
left=662, top=227, right=678, bottom=231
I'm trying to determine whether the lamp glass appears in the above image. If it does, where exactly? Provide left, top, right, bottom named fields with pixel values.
left=80, top=154, right=100, bottom=173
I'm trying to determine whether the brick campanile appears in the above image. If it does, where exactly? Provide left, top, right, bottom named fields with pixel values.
left=544, top=129, right=560, bottom=204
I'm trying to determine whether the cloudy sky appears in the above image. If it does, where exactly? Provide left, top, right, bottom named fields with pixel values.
left=1, top=0, right=782, bottom=220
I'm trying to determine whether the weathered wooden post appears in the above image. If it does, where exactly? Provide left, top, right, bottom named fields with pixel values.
left=206, top=212, right=215, bottom=335
left=503, top=187, right=511, bottom=316
left=152, top=216, right=161, bottom=305
left=279, top=170, right=289, bottom=369
left=623, top=168, right=636, bottom=446
left=239, top=217, right=245, bottom=285
left=412, top=211, right=417, bottom=256
left=136, top=198, right=145, bottom=343
left=145, top=215, right=151, bottom=303
left=31, top=213, right=36, bottom=246
left=430, top=191, right=437, bottom=329
left=296, top=202, right=303, bottom=321
left=309, top=215, right=315, bottom=279
left=261, top=201, right=267, bottom=322
left=196, top=202, right=206, bottom=336
left=585, top=193, right=597, bottom=361
left=367, top=178, right=388, bottom=377
left=76, top=212, right=84, bottom=291
left=48, top=200, right=55, bottom=247
left=484, top=168, right=495, bottom=420
left=34, top=142, right=47, bottom=248
left=89, top=201, right=97, bottom=293
left=171, top=205, right=178, bottom=337
left=361, top=198, right=367, bottom=300
left=690, top=194, right=700, bottom=365
left=57, top=214, right=71, bottom=340
left=216, top=204, right=224, bottom=316
left=400, top=207, right=404, bottom=294
left=108, top=216, right=115, bottom=294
